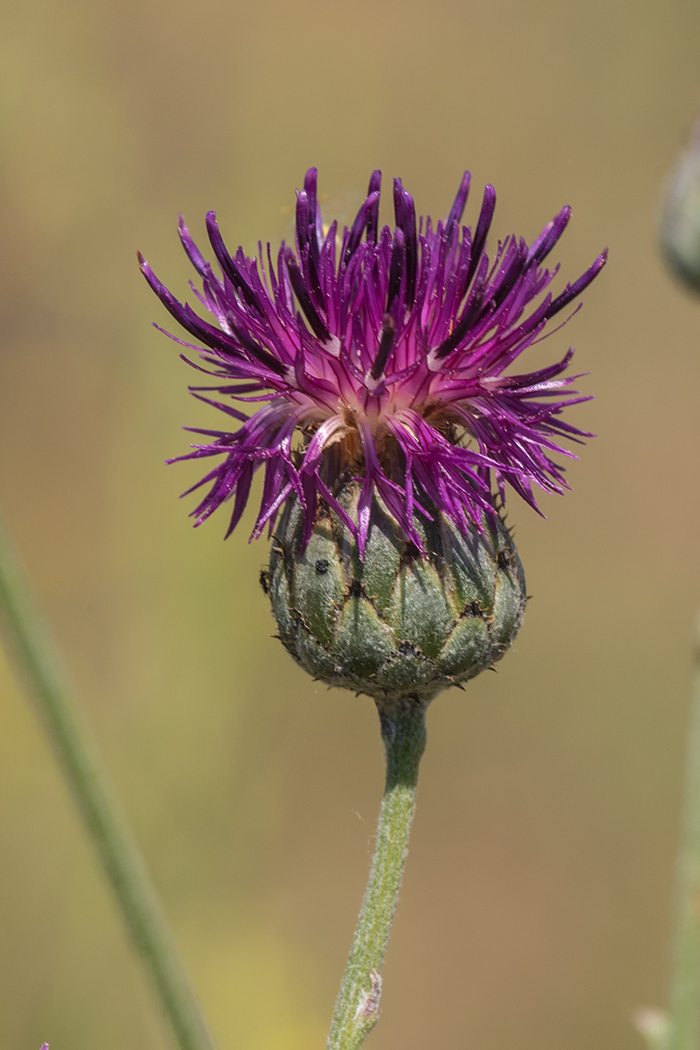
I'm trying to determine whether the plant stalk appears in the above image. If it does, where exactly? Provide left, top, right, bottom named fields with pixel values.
left=327, top=695, right=427, bottom=1050
left=0, top=514, right=216, bottom=1050
left=667, top=613, right=700, bottom=1050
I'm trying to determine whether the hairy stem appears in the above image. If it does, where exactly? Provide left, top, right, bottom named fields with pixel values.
left=327, top=696, right=427, bottom=1050
left=667, top=614, right=700, bottom=1050
left=0, top=514, right=216, bottom=1050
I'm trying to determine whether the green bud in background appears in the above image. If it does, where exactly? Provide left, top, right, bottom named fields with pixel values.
left=662, top=115, right=700, bottom=293
left=267, top=482, right=527, bottom=703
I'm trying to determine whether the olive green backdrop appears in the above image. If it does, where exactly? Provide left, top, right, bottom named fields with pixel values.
left=1, top=0, right=699, bottom=1047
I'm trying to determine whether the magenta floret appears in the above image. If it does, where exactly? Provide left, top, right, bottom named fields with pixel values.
left=139, top=168, right=606, bottom=554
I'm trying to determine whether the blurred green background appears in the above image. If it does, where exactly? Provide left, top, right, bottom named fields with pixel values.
left=1, top=0, right=699, bottom=1047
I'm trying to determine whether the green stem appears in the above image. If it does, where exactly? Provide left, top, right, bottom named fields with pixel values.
left=327, top=696, right=427, bottom=1050
left=0, top=514, right=216, bottom=1050
left=667, top=612, right=700, bottom=1050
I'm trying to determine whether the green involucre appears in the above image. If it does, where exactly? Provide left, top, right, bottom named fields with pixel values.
left=268, top=483, right=527, bottom=701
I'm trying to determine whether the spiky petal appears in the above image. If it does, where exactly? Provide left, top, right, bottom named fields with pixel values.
left=140, top=168, right=606, bottom=553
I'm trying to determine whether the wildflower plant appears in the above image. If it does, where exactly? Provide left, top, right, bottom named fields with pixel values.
left=0, top=167, right=607, bottom=1050
left=3, top=158, right=700, bottom=1050
left=136, top=168, right=606, bottom=1049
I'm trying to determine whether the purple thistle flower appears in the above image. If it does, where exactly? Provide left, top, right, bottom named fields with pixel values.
left=139, top=168, right=606, bottom=555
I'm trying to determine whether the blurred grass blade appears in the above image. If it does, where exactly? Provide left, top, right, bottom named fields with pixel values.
left=667, top=613, right=700, bottom=1050
left=633, top=1007, right=671, bottom=1050
left=0, top=512, right=217, bottom=1050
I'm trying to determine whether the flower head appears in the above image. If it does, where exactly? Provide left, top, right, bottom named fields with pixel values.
left=662, top=114, right=700, bottom=293
left=139, top=169, right=606, bottom=554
